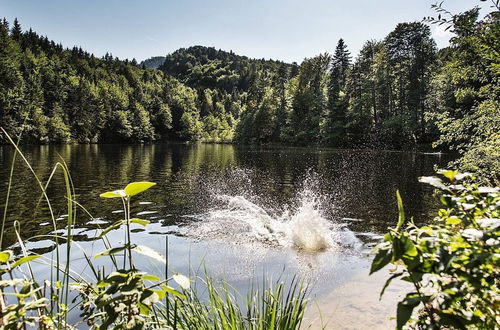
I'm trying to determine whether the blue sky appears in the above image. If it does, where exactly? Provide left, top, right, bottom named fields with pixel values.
left=0, top=0, right=493, bottom=63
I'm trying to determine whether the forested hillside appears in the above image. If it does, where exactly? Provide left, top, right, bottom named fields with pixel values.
left=0, top=6, right=498, bottom=177
left=140, top=56, right=165, bottom=69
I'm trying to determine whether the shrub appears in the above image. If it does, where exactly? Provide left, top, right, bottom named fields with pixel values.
left=371, top=170, right=499, bottom=329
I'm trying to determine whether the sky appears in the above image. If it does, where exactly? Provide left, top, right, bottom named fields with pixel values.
left=0, top=0, right=495, bottom=63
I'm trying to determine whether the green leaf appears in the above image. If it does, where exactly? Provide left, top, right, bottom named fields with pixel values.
left=124, top=182, right=156, bottom=197
left=439, top=169, right=458, bottom=181
left=100, top=220, right=126, bottom=237
left=11, top=255, right=41, bottom=269
left=396, top=292, right=421, bottom=329
left=437, top=312, right=468, bottom=330
left=380, top=272, right=402, bottom=299
left=152, top=288, right=166, bottom=300
left=370, top=248, right=392, bottom=274
left=161, top=285, right=186, bottom=299
left=130, top=218, right=150, bottom=226
left=95, top=246, right=127, bottom=258
left=0, top=251, right=13, bottom=263
left=100, top=190, right=126, bottom=198
left=446, top=217, right=461, bottom=225
left=401, top=236, right=418, bottom=257
left=137, top=302, right=151, bottom=315
left=142, top=274, right=160, bottom=281
left=396, top=190, right=405, bottom=231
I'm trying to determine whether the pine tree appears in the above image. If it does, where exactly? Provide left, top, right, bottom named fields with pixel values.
left=332, top=39, right=351, bottom=88
left=11, top=18, right=22, bottom=41
left=325, top=39, right=351, bottom=144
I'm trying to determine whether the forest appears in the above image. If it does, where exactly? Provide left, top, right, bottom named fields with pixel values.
left=0, top=5, right=498, bottom=178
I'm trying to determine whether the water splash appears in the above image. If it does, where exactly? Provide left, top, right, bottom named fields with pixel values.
left=187, top=179, right=360, bottom=253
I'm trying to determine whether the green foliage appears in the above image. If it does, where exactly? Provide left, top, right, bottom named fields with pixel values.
left=2, top=7, right=496, bottom=160
left=0, top=251, right=51, bottom=329
left=425, top=3, right=500, bottom=183
left=158, top=276, right=308, bottom=330
left=371, top=171, right=500, bottom=329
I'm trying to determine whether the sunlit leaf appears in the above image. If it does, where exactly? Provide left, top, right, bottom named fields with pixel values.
left=152, top=288, right=166, bottom=300
left=477, top=187, right=499, bottom=194
left=439, top=169, right=458, bottom=181
left=419, top=176, right=447, bottom=190
left=100, top=190, right=126, bottom=198
left=100, top=220, right=126, bottom=237
left=11, top=255, right=41, bottom=269
left=162, top=285, right=186, bottom=299
left=173, top=273, right=191, bottom=290
left=137, top=302, right=150, bottom=315
left=395, top=190, right=405, bottom=231
left=130, top=218, right=150, bottom=226
left=446, top=217, right=461, bottom=225
left=142, top=274, right=160, bottom=282
left=124, top=182, right=156, bottom=197
left=0, top=250, right=13, bottom=263
left=133, top=245, right=166, bottom=264
left=95, top=246, right=127, bottom=258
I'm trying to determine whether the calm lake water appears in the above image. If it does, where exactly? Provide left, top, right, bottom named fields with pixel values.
left=0, top=143, right=451, bottom=327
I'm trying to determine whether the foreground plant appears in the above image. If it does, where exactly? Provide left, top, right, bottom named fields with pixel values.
left=156, top=276, right=307, bottom=330
left=371, top=170, right=500, bottom=329
left=76, top=181, right=189, bottom=329
left=0, top=250, right=48, bottom=329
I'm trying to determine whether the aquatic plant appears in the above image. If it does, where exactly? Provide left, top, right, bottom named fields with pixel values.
left=371, top=170, right=500, bottom=329
left=0, top=129, right=309, bottom=329
left=157, top=276, right=307, bottom=330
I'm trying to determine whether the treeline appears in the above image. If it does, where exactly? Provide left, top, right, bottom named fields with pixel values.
left=0, top=3, right=498, bottom=177
left=155, top=25, right=438, bottom=147
left=0, top=18, right=211, bottom=143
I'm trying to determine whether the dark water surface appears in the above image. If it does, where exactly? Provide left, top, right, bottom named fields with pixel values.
left=0, top=143, right=451, bottom=325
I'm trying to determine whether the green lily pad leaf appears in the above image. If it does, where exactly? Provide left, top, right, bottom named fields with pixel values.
left=130, top=218, right=150, bottom=226
left=124, top=182, right=156, bottom=197
left=0, top=251, right=13, bottom=263
left=173, top=273, right=190, bottom=290
left=100, top=190, right=126, bottom=198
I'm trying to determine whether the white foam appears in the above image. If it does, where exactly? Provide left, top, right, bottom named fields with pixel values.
left=187, top=189, right=360, bottom=253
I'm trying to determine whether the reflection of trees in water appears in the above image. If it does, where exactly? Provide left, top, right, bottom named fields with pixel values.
left=0, top=144, right=449, bottom=249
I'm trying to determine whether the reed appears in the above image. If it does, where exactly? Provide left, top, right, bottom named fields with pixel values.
left=0, top=129, right=309, bottom=329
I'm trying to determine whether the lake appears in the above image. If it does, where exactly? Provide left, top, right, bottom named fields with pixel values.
left=0, top=143, right=451, bottom=328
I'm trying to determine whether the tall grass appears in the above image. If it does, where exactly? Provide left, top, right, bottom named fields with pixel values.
left=157, top=276, right=307, bottom=330
left=0, top=129, right=310, bottom=329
